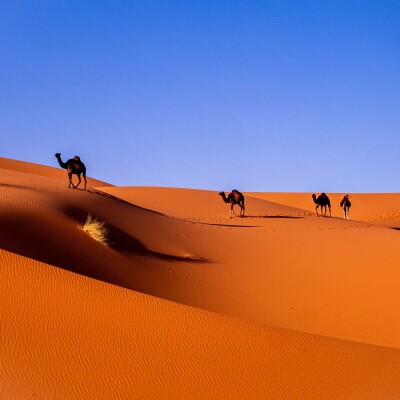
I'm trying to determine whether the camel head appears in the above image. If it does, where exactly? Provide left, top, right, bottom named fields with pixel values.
left=55, top=153, right=61, bottom=158
left=219, top=191, right=230, bottom=203
left=312, top=194, right=317, bottom=200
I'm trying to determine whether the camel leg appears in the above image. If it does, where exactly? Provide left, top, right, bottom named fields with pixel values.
left=232, top=204, right=238, bottom=217
left=75, top=174, right=82, bottom=189
left=83, top=173, right=87, bottom=190
left=315, top=205, right=319, bottom=215
left=68, top=172, right=74, bottom=188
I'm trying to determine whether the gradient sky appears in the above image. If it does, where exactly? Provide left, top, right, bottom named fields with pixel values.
left=1, top=1, right=399, bottom=192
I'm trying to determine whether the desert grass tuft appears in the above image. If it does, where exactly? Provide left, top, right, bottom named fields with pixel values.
left=81, top=214, right=108, bottom=246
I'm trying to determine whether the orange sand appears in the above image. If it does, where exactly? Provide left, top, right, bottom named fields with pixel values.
left=1, top=158, right=400, bottom=399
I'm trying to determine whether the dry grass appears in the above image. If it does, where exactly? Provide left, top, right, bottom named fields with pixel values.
left=81, top=214, right=108, bottom=246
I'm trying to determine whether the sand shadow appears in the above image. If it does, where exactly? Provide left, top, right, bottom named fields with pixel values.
left=107, top=223, right=209, bottom=263
left=242, top=215, right=306, bottom=219
left=0, top=183, right=42, bottom=192
left=87, top=188, right=165, bottom=216
left=194, top=222, right=260, bottom=228
left=0, top=209, right=209, bottom=283
left=62, top=205, right=210, bottom=264
left=183, top=214, right=306, bottom=228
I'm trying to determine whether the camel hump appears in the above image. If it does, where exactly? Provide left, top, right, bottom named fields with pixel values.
left=70, top=156, right=84, bottom=166
left=321, top=193, right=330, bottom=201
left=340, top=196, right=351, bottom=207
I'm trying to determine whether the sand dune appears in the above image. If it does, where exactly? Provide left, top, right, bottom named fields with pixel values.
left=98, top=186, right=400, bottom=348
left=0, top=156, right=112, bottom=188
left=1, top=157, right=400, bottom=399
left=247, top=192, right=400, bottom=227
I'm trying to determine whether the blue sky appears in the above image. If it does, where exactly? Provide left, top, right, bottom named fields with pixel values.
left=1, top=1, right=399, bottom=192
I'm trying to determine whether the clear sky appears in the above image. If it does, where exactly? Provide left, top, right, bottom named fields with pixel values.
left=1, top=1, right=399, bottom=192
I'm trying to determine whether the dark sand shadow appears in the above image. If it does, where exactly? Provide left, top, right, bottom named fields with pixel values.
left=61, top=205, right=210, bottom=264
left=243, top=215, right=306, bottom=219
left=87, top=188, right=165, bottom=216
left=0, top=183, right=42, bottom=191
left=0, top=210, right=209, bottom=288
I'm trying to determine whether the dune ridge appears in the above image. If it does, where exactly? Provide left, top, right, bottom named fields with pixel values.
left=1, top=157, right=400, bottom=398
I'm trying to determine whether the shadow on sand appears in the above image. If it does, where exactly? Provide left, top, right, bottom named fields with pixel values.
left=0, top=209, right=209, bottom=289
left=186, top=214, right=306, bottom=228
left=242, top=215, right=306, bottom=219
left=87, top=188, right=165, bottom=216
left=62, top=205, right=210, bottom=264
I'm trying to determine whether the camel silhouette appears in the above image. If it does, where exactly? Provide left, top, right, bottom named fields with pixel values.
left=219, top=190, right=245, bottom=218
left=55, top=153, right=87, bottom=190
left=312, top=193, right=331, bottom=217
left=340, top=194, right=351, bottom=220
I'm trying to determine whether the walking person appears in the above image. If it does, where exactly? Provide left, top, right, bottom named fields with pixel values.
left=340, top=194, right=351, bottom=220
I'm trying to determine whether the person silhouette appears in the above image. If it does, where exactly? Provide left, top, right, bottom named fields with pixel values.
left=340, top=194, right=351, bottom=220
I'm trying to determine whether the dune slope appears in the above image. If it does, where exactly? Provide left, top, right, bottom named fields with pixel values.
left=2, top=250, right=400, bottom=399
left=1, top=158, right=400, bottom=398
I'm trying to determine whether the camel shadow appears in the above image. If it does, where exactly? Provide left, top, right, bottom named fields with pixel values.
left=187, top=214, right=305, bottom=228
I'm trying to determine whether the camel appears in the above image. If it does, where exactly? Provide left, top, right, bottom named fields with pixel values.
left=219, top=189, right=245, bottom=218
left=312, top=193, right=331, bottom=217
left=340, top=194, right=351, bottom=220
left=55, top=153, right=87, bottom=190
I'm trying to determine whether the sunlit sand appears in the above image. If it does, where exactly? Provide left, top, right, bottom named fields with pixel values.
left=1, top=157, right=400, bottom=399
